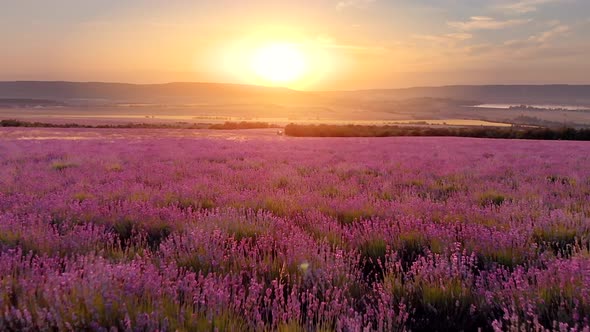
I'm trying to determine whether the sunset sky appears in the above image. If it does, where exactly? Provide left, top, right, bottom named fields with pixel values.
left=1, top=0, right=589, bottom=90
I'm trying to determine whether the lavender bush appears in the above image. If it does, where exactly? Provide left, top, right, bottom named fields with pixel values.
left=0, top=128, right=589, bottom=331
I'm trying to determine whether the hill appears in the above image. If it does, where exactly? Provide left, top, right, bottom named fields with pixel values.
left=322, top=85, right=590, bottom=106
left=0, top=81, right=319, bottom=105
left=1, top=82, right=590, bottom=106
left=1, top=82, right=589, bottom=127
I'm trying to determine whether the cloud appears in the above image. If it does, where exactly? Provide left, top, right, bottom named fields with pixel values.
left=502, top=22, right=571, bottom=48
left=464, top=43, right=495, bottom=55
left=336, top=0, right=375, bottom=10
left=413, top=32, right=473, bottom=44
left=448, top=16, right=531, bottom=31
left=450, top=18, right=578, bottom=63
left=318, top=40, right=387, bottom=54
left=307, top=34, right=388, bottom=55
left=503, top=24, right=571, bottom=52
left=488, top=22, right=574, bottom=60
left=446, top=33, right=474, bottom=41
left=495, top=0, right=566, bottom=14
left=528, top=24, right=571, bottom=43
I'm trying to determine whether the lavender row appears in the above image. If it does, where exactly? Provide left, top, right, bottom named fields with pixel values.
left=0, top=129, right=589, bottom=330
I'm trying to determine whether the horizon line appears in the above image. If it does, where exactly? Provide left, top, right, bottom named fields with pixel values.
left=1, top=80, right=590, bottom=93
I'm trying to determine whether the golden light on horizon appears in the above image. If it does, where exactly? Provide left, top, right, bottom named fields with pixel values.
left=250, top=43, right=307, bottom=85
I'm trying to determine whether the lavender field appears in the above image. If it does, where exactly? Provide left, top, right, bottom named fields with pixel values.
left=1, top=128, right=589, bottom=331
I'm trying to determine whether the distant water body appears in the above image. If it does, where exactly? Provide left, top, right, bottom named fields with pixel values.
left=473, top=104, right=589, bottom=111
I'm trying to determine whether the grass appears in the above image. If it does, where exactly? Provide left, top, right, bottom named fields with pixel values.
left=383, top=267, right=405, bottom=299
left=176, top=249, right=214, bottom=275
left=420, top=279, right=472, bottom=310
left=427, top=177, right=463, bottom=202
left=144, top=223, right=172, bottom=249
left=306, top=227, right=346, bottom=248
left=0, top=229, right=54, bottom=255
left=160, top=194, right=216, bottom=211
left=50, top=160, right=77, bottom=171
left=102, top=217, right=173, bottom=250
left=278, top=321, right=334, bottom=332
left=328, top=207, right=375, bottom=226
left=533, top=225, right=580, bottom=256
left=7, top=277, right=248, bottom=332
left=546, top=175, right=576, bottom=185
left=384, top=267, right=484, bottom=331
left=397, top=232, right=429, bottom=267
left=225, top=221, right=266, bottom=242
left=0, top=230, right=22, bottom=250
left=478, top=191, right=508, bottom=207
left=374, top=190, right=394, bottom=201
left=106, top=163, right=123, bottom=172
left=72, top=192, right=94, bottom=202
left=414, top=279, right=477, bottom=331
left=320, top=186, right=341, bottom=199
left=273, top=176, right=291, bottom=190
left=476, top=246, right=529, bottom=269
left=257, top=197, right=299, bottom=217
left=111, top=218, right=135, bottom=245
left=358, top=237, right=388, bottom=280
left=536, top=283, right=589, bottom=328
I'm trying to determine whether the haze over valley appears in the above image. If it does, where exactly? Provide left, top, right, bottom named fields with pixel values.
left=2, top=81, right=590, bottom=127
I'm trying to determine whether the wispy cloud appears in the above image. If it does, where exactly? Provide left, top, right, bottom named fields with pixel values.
left=464, top=43, right=495, bottom=56
left=495, top=0, right=565, bottom=14
left=462, top=21, right=574, bottom=61
left=311, top=35, right=387, bottom=54
left=413, top=32, right=473, bottom=44
left=503, top=22, right=571, bottom=48
left=448, top=16, right=531, bottom=30
left=529, top=24, right=570, bottom=43
left=336, top=0, right=375, bottom=10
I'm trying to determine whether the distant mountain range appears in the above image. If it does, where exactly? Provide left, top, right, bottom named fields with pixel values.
left=322, top=85, right=590, bottom=105
left=0, top=81, right=314, bottom=105
left=1, top=81, right=589, bottom=106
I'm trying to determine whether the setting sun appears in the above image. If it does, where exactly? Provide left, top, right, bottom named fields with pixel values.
left=250, top=43, right=307, bottom=86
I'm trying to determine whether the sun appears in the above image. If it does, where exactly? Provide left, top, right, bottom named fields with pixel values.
left=250, top=43, right=307, bottom=86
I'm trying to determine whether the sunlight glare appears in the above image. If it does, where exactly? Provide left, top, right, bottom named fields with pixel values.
left=250, top=43, right=307, bottom=85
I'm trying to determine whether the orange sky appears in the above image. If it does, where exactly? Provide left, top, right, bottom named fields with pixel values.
left=1, top=1, right=589, bottom=90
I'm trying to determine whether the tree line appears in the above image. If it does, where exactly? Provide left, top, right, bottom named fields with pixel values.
left=284, top=123, right=590, bottom=140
